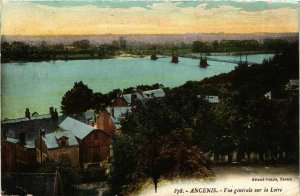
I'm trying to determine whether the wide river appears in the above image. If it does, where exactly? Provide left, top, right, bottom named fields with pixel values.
left=2, top=54, right=273, bottom=119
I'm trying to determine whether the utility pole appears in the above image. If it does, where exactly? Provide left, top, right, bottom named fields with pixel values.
left=39, top=129, right=45, bottom=164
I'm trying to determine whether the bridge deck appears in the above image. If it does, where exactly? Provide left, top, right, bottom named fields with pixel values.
left=184, top=55, right=255, bottom=65
left=206, top=57, right=255, bottom=65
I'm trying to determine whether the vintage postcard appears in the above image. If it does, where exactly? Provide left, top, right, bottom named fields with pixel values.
left=1, top=0, right=299, bottom=195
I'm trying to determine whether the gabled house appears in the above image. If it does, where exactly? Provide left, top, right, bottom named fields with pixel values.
left=36, top=117, right=112, bottom=168
left=35, top=130, right=80, bottom=166
left=122, top=92, right=144, bottom=106
left=1, top=108, right=59, bottom=172
left=96, top=108, right=116, bottom=134
left=111, top=88, right=165, bottom=107
left=142, top=88, right=165, bottom=99
left=84, top=109, right=97, bottom=127
left=81, top=89, right=165, bottom=132
left=107, top=106, right=131, bottom=129
left=111, top=95, right=129, bottom=107
left=108, top=89, right=165, bottom=128
left=82, top=106, right=129, bottom=131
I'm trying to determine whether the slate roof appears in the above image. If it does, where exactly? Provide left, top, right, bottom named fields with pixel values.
left=59, top=117, right=95, bottom=140
left=1, top=114, right=51, bottom=124
left=107, top=106, right=131, bottom=129
left=42, top=130, right=79, bottom=149
left=5, top=129, right=42, bottom=149
left=25, top=140, right=35, bottom=149
left=142, top=88, right=165, bottom=98
left=122, top=94, right=132, bottom=104
left=5, top=137, right=19, bottom=144
left=122, top=89, right=165, bottom=104
left=1, top=114, right=63, bottom=143
left=4, top=137, right=35, bottom=149
left=84, top=110, right=96, bottom=122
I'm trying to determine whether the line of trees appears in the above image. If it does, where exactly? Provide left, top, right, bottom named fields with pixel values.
left=192, top=39, right=293, bottom=53
left=1, top=39, right=124, bottom=63
left=2, top=38, right=295, bottom=63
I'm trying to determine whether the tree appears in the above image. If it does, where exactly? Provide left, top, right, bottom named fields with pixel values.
left=92, top=92, right=110, bottom=110
left=119, top=37, right=127, bottom=50
left=106, top=89, right=122, bottom=105
left=72, top=40, right=90, bottom=49
left=112, top=99, right=211, bottom=194
left=192, top=41, right=210, bottom=53
left=213, top=98, right=246, bottom=162
left=110, top=133, right=138, bottom=195
left=61, top=81, right=93, bottom=115
left=193, top=106, right=218, bottom=152
left=137, top=129, right=211, bottom=193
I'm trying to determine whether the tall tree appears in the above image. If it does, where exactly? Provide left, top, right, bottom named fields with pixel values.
left=61, top=81, right=93, bottom=115
left=112, top=99, right=211, bottom=194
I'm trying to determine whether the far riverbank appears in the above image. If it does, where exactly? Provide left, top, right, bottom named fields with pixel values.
left=2, top=50, right=275, bottom=64
left=181, top=50, right=275, bottom=58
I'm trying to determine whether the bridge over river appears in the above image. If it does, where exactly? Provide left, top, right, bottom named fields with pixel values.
left=205, top=56, right=256, bottom=65
left=183, top=54, right=257, bottom=65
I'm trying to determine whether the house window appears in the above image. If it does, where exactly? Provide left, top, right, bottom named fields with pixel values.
left=60, top=140, right=66, bottom=147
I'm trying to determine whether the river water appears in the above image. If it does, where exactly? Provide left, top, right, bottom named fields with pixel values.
left=1, top=54, right=273, bottom=119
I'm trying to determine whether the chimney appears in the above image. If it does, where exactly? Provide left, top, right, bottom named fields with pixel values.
left=54, top=108, right=58, bottom=117
left=110, top=107, right=115, bottom=118
left=40, top=129, right=46, bottom=138
left=94, top=108, right=100, bottom=114
left=131, top=93, right=137, bottom=105
left=19, top=133, right=26, bottom=145
left=25, top=108, right=31, bottom=119
left=89, top=120, right=95, bottom=127
left=49, top=107, right=54, bottom=115
left=100, top=103, right=105, bottom=112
